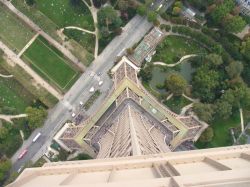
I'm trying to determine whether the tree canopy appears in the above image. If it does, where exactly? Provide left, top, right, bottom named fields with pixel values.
left=165, top=73, right=187, bottom=96
left=25, top=107, right=47, bottom=130
left=0, top=157, right=11, bottom=182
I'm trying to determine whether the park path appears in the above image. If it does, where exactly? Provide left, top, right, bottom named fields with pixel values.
left=0, top=73, right=13, bottom=78
left=17, top=33, right=39, bottom=58
left=82, top=0, right=99, bottom=58
left=180, top=103, right=193, bottom=116
left=182, top=93, right=199, bottom=103
left=0, top=114, right=27, bottom=123
left=153, top=54, right=198, bottom=67
left=63, top=26, right=95, bottom=34
left=0, top=40, right=63, bottom=100
left=0, top=0, right=85, bottom=71
left=240, top=108, right=244, bottom=133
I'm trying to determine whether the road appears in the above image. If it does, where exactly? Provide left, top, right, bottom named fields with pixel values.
left=11, top=15, right=152, bottom=171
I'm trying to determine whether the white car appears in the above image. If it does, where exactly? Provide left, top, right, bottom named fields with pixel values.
left=89, top=87, right=95, bottom=93
left=79, top=101, right=83, bottom=106
left=98, top=81, right=103, bottom=86
left=71, top=113, right=76, bottom=118
left=17, top=165, right=24, bottom=173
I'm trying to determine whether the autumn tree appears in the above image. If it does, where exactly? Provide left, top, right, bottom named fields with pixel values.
left=199, top=127, right=214, bottom=143
left=165, top=73, right=187, bottom=96
left=25, top=107, right=47, bottom=130
left=193, top=103, right=214, bottom=122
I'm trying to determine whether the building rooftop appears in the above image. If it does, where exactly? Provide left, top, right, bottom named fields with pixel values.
left=8, top=145, right=250, bottom=187
left=54, top=56, right=207, bottom=158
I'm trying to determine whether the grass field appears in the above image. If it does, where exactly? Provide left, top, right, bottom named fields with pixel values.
left=33, top=0, right=94, bottom=30
left=22, top=36, right=80, bottom=91
left=12, top=0, right=95, bottom=66
left=0, top=4, right=34, bottom=52
left=0, top=59, right=34, bottom=114
left=63, top=29, right=95, bottom=54
left=195, top=113, right=241, bottom=148
left=153, top=35, right=207, bottom=64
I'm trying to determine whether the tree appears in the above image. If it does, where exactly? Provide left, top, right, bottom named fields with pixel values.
left=0, top=127, right=8, bottom=140
left=0, top=157, right=11, bottom=182
left=165, top=73, right=187, bottom=96
left=25, top=107, right=47, bottom=130
left=172, top=7, right=182, bottom=16
left=126, top=48, right=134, bottom=55
left=139, top=65, right=152, bottom=82
left=98, top=6, right=122, bottom=31
left=240, top=37, right=250, bottom=60
left=215, top=100, right=232, bottom=119
left=226, top=61, right=243, bottom=79
left=118, top=0, right=129, bottom=11
left=137, top=5, right=147, bottom=16
left=70, top=0, right=81, bottom=7
left=205, top=53, right=223, bottom=67
left=192, top=65, right=220, bottom=102
left=210, top=0, right=235, bottom=25
left=25, top=0, right=35, bottom=6
left=199, top=127, right=214, bottom=143
left=223, top=15, right=246, bottom=33
left=147, top=11, right=157, bottom=23
left=193, top=103, right=215, bottom=122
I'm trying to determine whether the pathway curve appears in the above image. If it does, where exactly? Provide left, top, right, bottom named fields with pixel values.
left=0, top=114, right=27, bottom=123
left=82, top=0, right=99, bottom=58
left=182, top=93, right=199, bottom=103
left=0, top=73, right=13, bottom=78
left=180, top=103, right=193, bottom=116
left=153, top=54, right=198, bottom=67
left=63, top=26, right=95, bottom=35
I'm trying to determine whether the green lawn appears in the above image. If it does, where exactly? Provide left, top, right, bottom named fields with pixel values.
left=164, top=96, right=191, bottom=114
left=0, top=61, right=34, bottom=114
left=0, top=4, right=34, bottom=52
left=12, top=0, right=95, bottom=66
left=33, top=0, right=94, bottom=30
left=153, top=35, right=207, bottom=64
left=195, top=113, right=241, bottom=148
left=22, top=36, right=80, bottom=91
left=63, top=29, right=95, bottom=54
left=0, top=121, right=22, bottom=157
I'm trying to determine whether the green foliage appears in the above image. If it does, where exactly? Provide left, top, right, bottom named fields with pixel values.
left=0, top=127, right=8, bottom=140
left=215, top=100, right=232, bottom=119
left=240, top=37, right=250, bottom=61
left=25, top=0, right=35, bottom=6
left=147, top=11, right=157, bottom=22
left=193, top=103, right=214, bottom=122
left=210, top=0, right=235, bottom=25
left=0, top=157, right=11, bottom=182
left=25, top=107, right=47, bottom=130
left=192, top=65, right=221, bottom=102
left=205, top=53, right=223, bottom=67
left=139, top=65, right=153, bottom=82
left=223, top=15, right=246, bottom=33
left=225, top=61, right=243, bottom=79
left=199, top=127, right=214, bottom=143
left=137, top=5, right=147, bottom=16
left=98, top=6, right=122, bottom=31
left=165, top=73, right=187, bottom=96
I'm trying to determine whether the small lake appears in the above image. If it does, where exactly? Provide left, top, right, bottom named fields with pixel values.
left=149, top=61, right=195, bottom=94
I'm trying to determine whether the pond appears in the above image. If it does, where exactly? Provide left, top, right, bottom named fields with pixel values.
left=149, top=61, right=195, bottom=94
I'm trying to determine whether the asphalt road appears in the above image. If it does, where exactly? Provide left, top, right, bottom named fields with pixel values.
left=11, top=15, right=152, bottom=171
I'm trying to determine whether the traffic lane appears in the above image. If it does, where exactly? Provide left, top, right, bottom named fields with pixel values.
left=12, top=110, right=68, bottom=171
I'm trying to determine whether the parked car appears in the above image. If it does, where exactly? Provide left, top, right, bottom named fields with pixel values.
left=18, top=149, right=28, bottom=160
